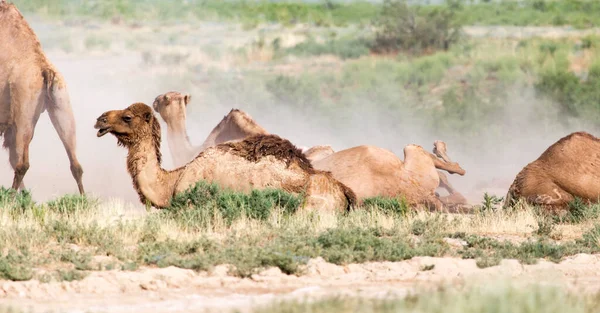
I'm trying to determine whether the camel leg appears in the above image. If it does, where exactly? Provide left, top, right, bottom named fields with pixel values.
left=47, top=101, right=85, bottom=194
left=437, top=171, right=468, bottom=206
left=525, top=182, right=574, bottom=215
left=9, top=124, right=34, bottom=191
left=429, top=141, right=465, bottom=175
left=3, top=127, right=25, bottom=190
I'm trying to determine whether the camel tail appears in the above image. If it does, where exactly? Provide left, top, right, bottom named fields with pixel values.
left=503, top=183, right=517, bottom=210
left=339, top=181, right=358, bottom=211
left=42, top=68, right=57, bottom=103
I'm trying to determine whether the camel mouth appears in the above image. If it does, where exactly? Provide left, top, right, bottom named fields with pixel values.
left=97, top=127, right=111, bottom=137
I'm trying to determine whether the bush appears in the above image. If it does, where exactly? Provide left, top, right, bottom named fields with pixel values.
left=535, top=60, right=600, bottom=119
left=46, top=194, right=99, bottom=217
left=361, top=196, right=408, bottom=216
left=0, top=187, right=36, bottom=216
left=282, top=36, right=372, bottom=60
left=163, top=180, right=304, bottom=230
left=372, top=0, right=463, bottom=54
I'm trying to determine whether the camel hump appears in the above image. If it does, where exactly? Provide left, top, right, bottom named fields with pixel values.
left=228, top=109, right=268, bottom=134
left=219, top=134, right=313, bottom=171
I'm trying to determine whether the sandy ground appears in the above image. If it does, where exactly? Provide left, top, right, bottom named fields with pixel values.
left=3, top=254, right=600, bottom=313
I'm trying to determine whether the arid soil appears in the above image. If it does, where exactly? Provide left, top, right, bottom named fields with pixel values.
left=3, top=254, right=600, bottom=313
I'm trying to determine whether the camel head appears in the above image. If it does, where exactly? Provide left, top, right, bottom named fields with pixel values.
left=152, top=91, right=191, bottom=124
left=95, top=102, right=161, bottom=152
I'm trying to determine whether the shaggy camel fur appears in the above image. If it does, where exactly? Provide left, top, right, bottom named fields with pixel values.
left=312, top=141, right=467, bottom=211
left=152, top=92, right=268, bottom=167
left=0, top=1, right=84, bottom=193
left=95, top=103, right=356, bottom=211
left=504, top=131, right=600, bottom=213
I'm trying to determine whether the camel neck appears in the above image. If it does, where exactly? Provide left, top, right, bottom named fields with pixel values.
left=167, top=122, right=194, bottom=167
left=166, top=121, right=196, bottom=167
left=127, top=139, right=182, bottom=208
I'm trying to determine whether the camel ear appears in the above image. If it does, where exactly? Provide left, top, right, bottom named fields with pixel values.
left=164, top=94, right=171, bottom=103
left=144, top=112, right=153, bottom=123
left=184, top=94, right=191, bottom=106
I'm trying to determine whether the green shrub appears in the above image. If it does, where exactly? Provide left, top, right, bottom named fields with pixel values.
left=0, top=250, right=33, bottom=281
left=361, top=196, right=408, bottom=216
left=372, top=0, right=463, bottom=54
left=46, top=194, right=99, bottom=217
left=163, top=180, right=304, bottom=230
left=282, top=36, right=372, bottom=60
left=535, top=60, right=600, bottom=119
left=0, top=187, right=36, bottom=216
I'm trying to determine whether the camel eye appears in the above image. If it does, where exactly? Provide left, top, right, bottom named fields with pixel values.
left=123, top=115, right=132, bottom=123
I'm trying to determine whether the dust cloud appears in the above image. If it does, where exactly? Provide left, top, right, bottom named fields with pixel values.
left=0, top=15, right=596, bottom=206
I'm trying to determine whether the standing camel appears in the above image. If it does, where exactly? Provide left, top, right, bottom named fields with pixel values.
left=0, top=1, right=84, bottom=193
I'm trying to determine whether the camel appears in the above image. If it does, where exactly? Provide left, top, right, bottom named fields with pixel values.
left=152, top=92, right=268, bottom=167
left=311, top=141, right=467, bottom=211
left=94, top=102, right=356, bottom=212
left=152, top=91, right=467, bottom=208
left=0, top=1, right=84, bottom=194
left=301, top=141, right=468, bottom=208
left=504, top=131, right=600, bottom=213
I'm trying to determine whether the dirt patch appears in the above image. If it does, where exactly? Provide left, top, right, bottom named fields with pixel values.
left=2, top=254, right=600, bottom=313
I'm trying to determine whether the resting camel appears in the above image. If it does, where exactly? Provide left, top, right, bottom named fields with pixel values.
left=152, top=91, right=338, bottom=167
left=94, top=102, right=356, bottom=211
left=504, top=131, right=600, bottom=213
left=152, top=91, right=468, bottom=206
left=0, top=1, right=84, bottom=193
left=312, top=141, right=467, bottom=211
left=152, top=92, right=268, bottom=167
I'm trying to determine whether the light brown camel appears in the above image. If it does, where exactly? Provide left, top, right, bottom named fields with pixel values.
left=312, top=141, right=467, bottom=211
left=152, top=91, right=467, bottom=208
left=504, top=131, right=600, bottom=213
left=94, top=102, right=356, bottom=211
left=0, top=1, right=84, bottom=193
left=152, top=91, right=269, bottom=167
left=302, top=141, right=468, bottom=207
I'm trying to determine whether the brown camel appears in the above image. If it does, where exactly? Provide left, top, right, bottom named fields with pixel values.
left=152, top=91, right=467, bottom=208
left=94, top=102, right=356, bottom=211
left=0, top=1, right=84, bottom=193
left=504, top=131, right=600, bottom=213
left=312, top=141, right=467, bottom=211
left=303, top=141, right=468, bottom=208
left=152, top=91, right=268, bottom=167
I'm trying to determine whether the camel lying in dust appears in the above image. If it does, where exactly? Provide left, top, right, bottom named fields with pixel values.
left=152, top=91, right=468, bottom=209
left=0, top=1, right=84, bottom=193
left=504, top=131, right=600, bottom=213
left=94, top=102, right=356, bottom=211
left=153, top=91, right=338, bottom=167
left=300, top=142, right=468, bottom=208
left=152, top=92, right=269, bottom=167
left=312, top=141, right=467, bottom=211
